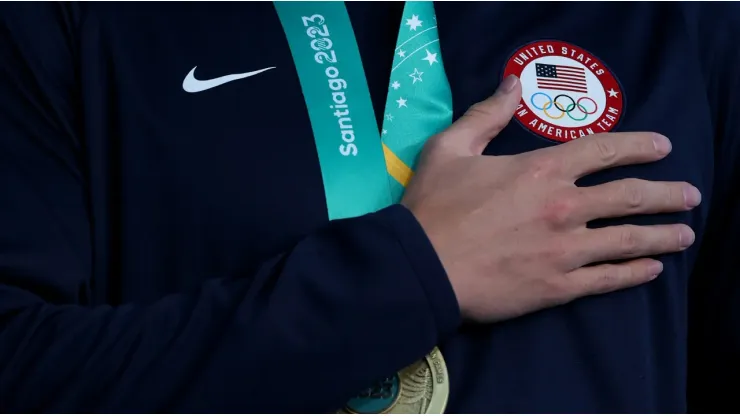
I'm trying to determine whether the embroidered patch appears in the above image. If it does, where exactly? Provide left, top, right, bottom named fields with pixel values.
left=503, top=40, right=624, bottom=143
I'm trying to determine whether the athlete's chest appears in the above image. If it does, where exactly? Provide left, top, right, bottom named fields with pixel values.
left=79, top=2, right=404, bottom=295
left=437, top=3, right=712, bottom=194
left=85, top=2, right=712, bottom=194
left=80, top=2, right=712, bottom=294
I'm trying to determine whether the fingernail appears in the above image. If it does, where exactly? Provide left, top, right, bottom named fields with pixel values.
left=498, top=75, right=518, bottom=94
left=648, top=261, right=664, bottom=277
left=679, top=227, right=696, bottom=249
left=683, top=185, right=702, bottom=208
left=652, top=134, right=672, bottom=156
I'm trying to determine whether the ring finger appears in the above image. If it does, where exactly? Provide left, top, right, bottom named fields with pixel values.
left=569, top=224, right=695, bottom=267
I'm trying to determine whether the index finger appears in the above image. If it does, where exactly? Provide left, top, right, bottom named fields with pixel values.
left=548, top=132, right=672, bottom=180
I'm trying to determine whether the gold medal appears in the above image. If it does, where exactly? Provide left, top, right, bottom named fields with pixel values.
left=338, top=347, right=449, bottom=414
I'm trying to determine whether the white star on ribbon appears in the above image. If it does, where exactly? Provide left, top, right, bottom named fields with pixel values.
left=397, top=49, right=406, bottom=58
left=422, top=49, right=438, bottom=66
left=406, top=14, right=423, bottom=31
left=382, top=129, right=388, bottom=135
left=391, top=81, right=401, bottom=90
left=396, top=97, right=408, bottom=108
left=409, top=68, right=424, bottom=84
left=607, top=88, right=619, bottom=98
left=385, top=113, right=394, bottom=122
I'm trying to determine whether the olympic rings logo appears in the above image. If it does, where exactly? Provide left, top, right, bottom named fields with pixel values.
left=530, top=92, right=598, bottom=121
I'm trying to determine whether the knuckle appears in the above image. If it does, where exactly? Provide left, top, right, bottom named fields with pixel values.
left=593, top=138, right=617, bottom=163
left=621, top=179, right=644, bottom=209
left=618, top=227, right=641, bottom=256
left=542, top=194, right=577, bottom=228
left=596, top=265, right=631, bottom=291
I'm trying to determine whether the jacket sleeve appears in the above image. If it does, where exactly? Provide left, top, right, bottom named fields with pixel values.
left=0, top=3, right=460, bottom=412
left=686, top=3, right=740, bottom=412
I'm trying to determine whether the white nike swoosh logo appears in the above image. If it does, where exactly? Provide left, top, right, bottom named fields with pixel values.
left=182, top=66, right=276, bottom=93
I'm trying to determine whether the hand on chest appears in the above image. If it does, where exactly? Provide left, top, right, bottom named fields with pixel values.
left=435, top=2, right=711, bottom=192
left=101, top=2, right=711, bottom=234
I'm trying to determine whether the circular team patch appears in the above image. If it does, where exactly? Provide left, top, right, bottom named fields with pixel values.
left=503, top=40, right=624, bottom=143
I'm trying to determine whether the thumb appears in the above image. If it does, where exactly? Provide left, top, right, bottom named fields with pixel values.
left=443, top=75, right=522, bottom=155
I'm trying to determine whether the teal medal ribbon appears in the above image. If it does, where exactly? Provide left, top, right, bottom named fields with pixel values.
left=378, top=2, right=453, bottom=202
left=275, top=1, right=453, bottom=413
left=275, top=0, right=452, bottom=219
left=274, top=2, right=393, bottom=220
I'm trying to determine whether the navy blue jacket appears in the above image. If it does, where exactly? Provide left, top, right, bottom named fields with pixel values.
left=0, top=2, right=737, bottom=413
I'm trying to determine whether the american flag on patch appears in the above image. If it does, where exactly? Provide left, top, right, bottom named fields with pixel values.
left=536, top=63, right=588, bottom=94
